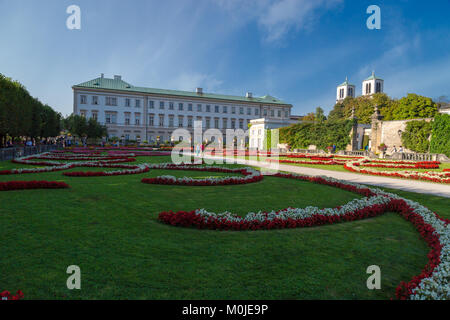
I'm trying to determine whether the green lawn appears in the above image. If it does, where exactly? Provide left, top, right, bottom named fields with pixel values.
left=1, top=155, right=448, bottom=299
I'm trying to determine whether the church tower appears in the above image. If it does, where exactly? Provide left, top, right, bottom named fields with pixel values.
left=336, top=77, right=355, bottom=103
left=362, top=71, right=384, bottom=96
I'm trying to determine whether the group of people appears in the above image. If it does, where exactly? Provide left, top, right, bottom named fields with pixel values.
left=195, top=143, right=205, bottom=156
left=392, top=145, right=404, bottom=153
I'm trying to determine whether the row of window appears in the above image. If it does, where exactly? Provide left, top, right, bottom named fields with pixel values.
left=80, top=95, right=289, bottom=118
left=99, top=113, right=249, bottom=129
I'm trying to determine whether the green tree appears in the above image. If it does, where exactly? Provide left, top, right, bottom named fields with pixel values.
left=384, top=94, right=438, bottom=120
left=430, top=114, right=450, bottom=156
left=328, top=93, right=393, bottom=124
left=401, top=120, right=432, bottom=153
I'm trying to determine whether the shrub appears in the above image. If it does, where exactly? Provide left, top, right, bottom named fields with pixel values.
left=430, top=114, right=450, bottom=156
left=401, top=120, right=432, bottom=153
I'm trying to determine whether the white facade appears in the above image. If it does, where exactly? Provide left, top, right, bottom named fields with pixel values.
left=249, top=118, right=298, bottom=150
left=73, top=75, right=292, bottom=143
left=362, top=72, right=384, bottom=96
left=336, top=77, right=356, bottom=102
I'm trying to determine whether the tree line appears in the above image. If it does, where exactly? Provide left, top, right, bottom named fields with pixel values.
left=0, top=73, right=107, bottom=148
left=280, top=93, right=443, bottom=152
left=401, top=114, right=450, bottom=156
left=328, top=93, right=439, bottom=124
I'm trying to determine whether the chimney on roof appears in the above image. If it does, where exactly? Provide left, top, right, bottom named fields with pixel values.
left=101, top=73, right=104, bottom=79
left=196, top=87, right=203, bottom=94
left=246, top=92, right=253, bottom=98
left=114, top=75, right=122, bottom=81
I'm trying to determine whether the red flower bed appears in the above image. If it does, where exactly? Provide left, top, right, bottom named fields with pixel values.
left=64, top=165, right=149, bottom=177
left=141, top=166, right=262, bottom=186
left=156, top=172, right=449, bottom=300
left=0, top=181, right=69, bottom=191
left=1, top=290, right=24, bottom=300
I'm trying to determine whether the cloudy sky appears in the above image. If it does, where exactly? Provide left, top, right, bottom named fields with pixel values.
left=0, top=0, right=449, bottom=116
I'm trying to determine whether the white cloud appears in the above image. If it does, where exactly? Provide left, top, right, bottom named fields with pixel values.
left=259, top=0, right=341, bottom=42
left=212, top=0, right=343, bottom=42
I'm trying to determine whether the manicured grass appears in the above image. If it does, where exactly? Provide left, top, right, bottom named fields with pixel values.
left=0, top=155, right=445, bottom=299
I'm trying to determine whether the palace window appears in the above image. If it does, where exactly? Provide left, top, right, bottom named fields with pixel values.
left=91, top=112, right=98, bottom=121
left=214, top=118, right=219, bottom=129
left=169, top=115, right=174, bottom=127
left=223, top=106, right=227, bottom=113
left=149, top=100, right=154, bottom=109
left=125, top=98, right=131, bottom=107
left=169, top=102, right=174, bottom=110
left=239, top=119, right=244, bottom=129
left=187, top=117, right=193, bottom=128
left=179, top=103, right=183, bottom=111
left=247, top=108, right=251, bottom=115
left=231, top=107, right=236, bottom=114
left=205, top=118, right=211, bottom=129
left=231, top=119, right=236, bottom=129
left=255, top=108, right=259, bottom=116
left=222, top=118, right=228, bottom=128
left=206, top=105, right=211, bottom=112
left=215, top=105, right=220, bottom=113
left=239, top=107, right=244, bottom=115
left=159, top=101, right=165, bottom=109
left=159, top=115, right=164, bottom=127
left=188, top=103, right=193, bottom=111
left=106, top=97, right=117, bottom=106
left=92, top=96, right=99, bottom=105
left=135, top=114, right=141, bottom=125
left=149, top=114, right=154, bottom=126
left=197, top=104, right=202, bottom=112
left=135, top=99, right=141, bottom=108
left=178, top=116, right=183, bottom=127
left=80, top=95, right=87, bottom=104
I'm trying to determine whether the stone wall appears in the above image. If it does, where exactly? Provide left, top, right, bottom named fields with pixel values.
left=374, top=118, right=433, bottom=153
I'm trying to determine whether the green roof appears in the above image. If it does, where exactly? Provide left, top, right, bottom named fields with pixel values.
left=73, top=76, right=291, bottom=106
left=338, top=77, right=354, bottom=87
left=365, top=72, right=383, bottom=81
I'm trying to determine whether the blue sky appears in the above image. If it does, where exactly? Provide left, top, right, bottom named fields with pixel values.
left=1, top=0, right=449, bottom=116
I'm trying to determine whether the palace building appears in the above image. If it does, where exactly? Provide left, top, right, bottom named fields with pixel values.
left=72, top=74, right=293, bottom=143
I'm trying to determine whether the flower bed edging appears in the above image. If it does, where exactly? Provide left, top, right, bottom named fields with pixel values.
left=142, top=165, right=263, bottom=186
left=157, top=172, right=450, bottom=300
left=0, top=180, right=69, bottom=191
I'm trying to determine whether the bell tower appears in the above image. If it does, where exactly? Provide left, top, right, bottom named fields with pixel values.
left=362, top=71, right=384, bottom=96
left=336, top=77, right=356, bottom=103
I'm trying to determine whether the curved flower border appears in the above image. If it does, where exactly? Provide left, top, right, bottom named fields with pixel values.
left=344, top=159, right=450, bottom=184
left=158, top=172, right=450, bottom=300
left=142, top=164, right=263, bottom=186
left=0, top=180, right=69, bottom=191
